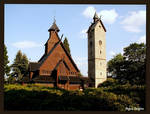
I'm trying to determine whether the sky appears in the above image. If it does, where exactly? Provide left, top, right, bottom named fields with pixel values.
left=5, top=4, right=146, bottom=76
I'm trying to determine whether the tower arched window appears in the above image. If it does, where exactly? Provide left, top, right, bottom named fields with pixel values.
left=99, top=40, right=102, bottom=46
left=100, top=72, right=102, bottom=75
left=100, top=50, right=102, bottom=54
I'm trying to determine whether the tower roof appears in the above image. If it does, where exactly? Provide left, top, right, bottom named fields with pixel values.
left=48, top=20, right=60, bottom=32
left=87, top=18, right=106, bottom=33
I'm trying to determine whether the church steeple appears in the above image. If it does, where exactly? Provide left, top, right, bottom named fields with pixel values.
left=88, top=11, right=107, bottom=88
left=48, top=19, right=60, bottom=32
left=93, top=12, right=99, bottom=23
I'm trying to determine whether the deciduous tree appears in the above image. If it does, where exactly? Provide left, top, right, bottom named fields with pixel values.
left=107, top=43, right=146, bottom=85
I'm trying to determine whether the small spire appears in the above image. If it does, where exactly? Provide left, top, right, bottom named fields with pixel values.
left=53, top=16, right=56, bottom=24
left=93, top=12, right=99, bottom=22
left=48, top=18, right=60, bottom=32
left=93, top=12, right=99, bottom=19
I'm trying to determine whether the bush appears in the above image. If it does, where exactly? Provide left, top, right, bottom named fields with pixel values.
left=4, top=84, right=144, bottom=111
left=98, top=78, right=119, bottom=87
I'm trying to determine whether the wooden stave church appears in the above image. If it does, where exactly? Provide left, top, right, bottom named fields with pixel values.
left=21, top=20, right=90, bottom=90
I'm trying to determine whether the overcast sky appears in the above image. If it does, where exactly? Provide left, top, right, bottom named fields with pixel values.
left=5, top=4, right=146, bottom=76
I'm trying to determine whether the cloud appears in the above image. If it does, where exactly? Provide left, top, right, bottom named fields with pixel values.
left=137, top=35, right=146, bottom=44
left=80, top=29, right=87, bottom=39
left=121, top=10, right=146, bottom=33
left=109, top=51, right=116, bottom=57
left=82, top=7, right=118, bottom=24
left=12, top=41, right=41, bottom=49
left=82, top=6, right=96, bottom=18
left=98, top=9, right=118, bottom=24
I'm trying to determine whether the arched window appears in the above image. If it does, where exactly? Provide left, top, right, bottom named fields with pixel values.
left=100, top=50, right=102, bottom=54
left=100, top=72, right=102, bottom=75
left=99, top=40, right=102, bottom=45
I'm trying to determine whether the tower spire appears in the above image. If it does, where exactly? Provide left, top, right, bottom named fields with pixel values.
left=93, top=12, right=99, bottom=22
left=48, top=17, right=60, bottom=32
left=53, top=15, right=56, bottom=24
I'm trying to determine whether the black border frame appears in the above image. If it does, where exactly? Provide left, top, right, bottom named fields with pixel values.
left=0, top=0, right=150, bottom=114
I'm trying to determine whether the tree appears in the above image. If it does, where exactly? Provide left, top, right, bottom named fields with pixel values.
left=123, top=43, right=146, bottom=85
left=107, top=43, right=146, bottom=85
left=107, top=53, right=124, bottom=77
left=63, top=37, right=71, bottom=55
left=10, top=50, right=29, bottom=82
left=4, top=44, right=10, bottom=77
left=21, top=54, right=29, bottom=75
left=123, top=43, right=146, bottom=62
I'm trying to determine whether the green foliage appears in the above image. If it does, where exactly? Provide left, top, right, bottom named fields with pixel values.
left=107, top=53, right=124, bottom=77
left=4, top=44, right=10, bottom=77
left=107, top=43, right=146, bottom=85
left=63, top=37, right=71, bottom=55
left=123, top=43, right=146, bottom=62
left=98, top=78, right=119, bottom=87
left=21, top=54, right=29, bottom=75
left=4, top=84, right=144, bottom=111
left=99, top=79, right=145, bottom=108
left=10, top=50, right=29, bottom=82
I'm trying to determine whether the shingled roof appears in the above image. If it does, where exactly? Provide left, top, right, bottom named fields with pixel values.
left=38, top=31, right=80, bottom=72
left=87, top=19, right=106, bottom=33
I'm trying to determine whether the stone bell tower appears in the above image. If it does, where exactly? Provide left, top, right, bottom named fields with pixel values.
left=87, top=12, right=107, bottom=88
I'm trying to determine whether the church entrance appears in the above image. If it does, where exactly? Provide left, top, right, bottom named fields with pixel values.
left=58, top=76, right=70, bottom=90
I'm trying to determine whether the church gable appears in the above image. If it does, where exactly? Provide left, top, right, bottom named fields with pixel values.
left=88, top=20, right=106, bottom=33
left=87, top=12, right=106, bottom=33
left=56, top=60, right=70, bottom=76
left=38, top=29, right=79, bottom=76
left=95, top=21, right=106, bottom=32
left=39, top=42, right=79, bottom=76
